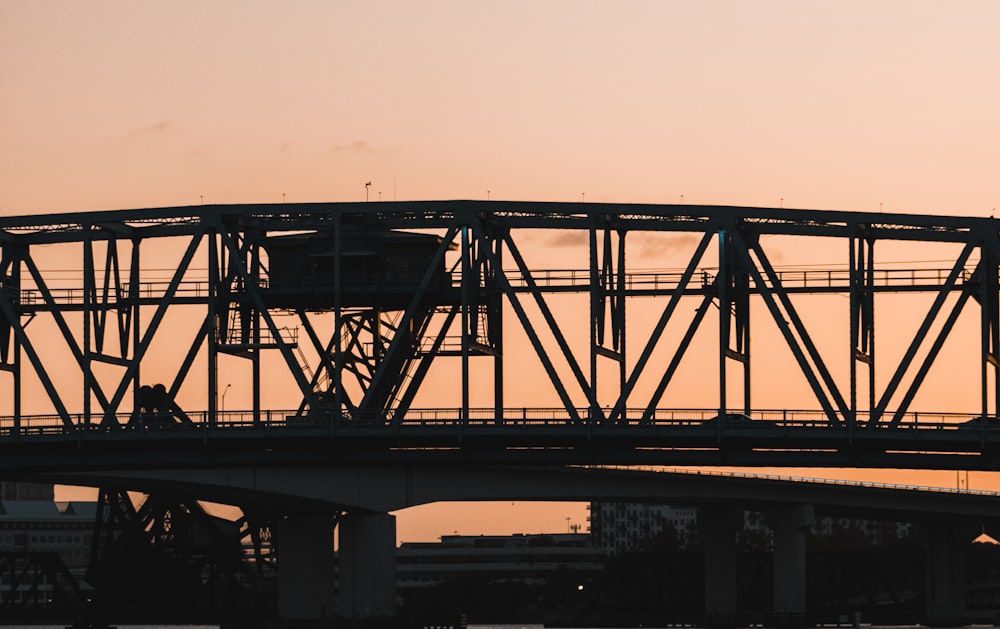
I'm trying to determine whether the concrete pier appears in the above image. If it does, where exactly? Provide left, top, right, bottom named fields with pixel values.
left=702, top=506, right=743, bottom=616
left=338, top=512, right=398, bottom=619
left=278, top=513, right=337, bottom=620
left=768, top=504, right=814, bottom=616
left=924, top=521, right=971, bottom=625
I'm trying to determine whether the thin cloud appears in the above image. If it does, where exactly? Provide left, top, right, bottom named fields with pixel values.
left=546, top=231, right=588, bottom=248
left=632, top=233, right=699, bottom=260
left=540, top=231, right=700, bottom=256
left=328, top=140, right=381, bottom=154
left=130, top=119, right=175, bottom=136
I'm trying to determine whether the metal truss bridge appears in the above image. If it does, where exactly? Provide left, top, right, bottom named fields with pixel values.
left=2, top=200, right=1000, bottom=472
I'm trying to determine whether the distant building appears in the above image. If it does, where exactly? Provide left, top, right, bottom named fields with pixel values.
left=397, top=532, right=602, bottom=591
left=0, top=483, right=96, bottom=606
left=811, top=515, right=913, bottom=545
left=589, top=501, right=698, bottom=554
left=0, top=481, right=54, bottom=502
left=0, top=500, right=95, bottom=569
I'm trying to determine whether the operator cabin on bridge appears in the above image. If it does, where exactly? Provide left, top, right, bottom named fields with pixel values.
left=262, top=227, right=455, bottom=310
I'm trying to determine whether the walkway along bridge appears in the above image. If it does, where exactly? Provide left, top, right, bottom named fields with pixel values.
left=2, top=200, right=1000, bottom=623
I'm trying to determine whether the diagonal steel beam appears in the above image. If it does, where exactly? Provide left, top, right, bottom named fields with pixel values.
left=358, top=227, right=459, bottom=418
left=393, top=306, right=461, bottom=426
left=22, top=256, right=112, bottom=415
left=641, top=291, right=715, bottom=421
left=871, top=241, right=975, bottom=425
left=504, top=233, right=591, bottom=401
left=486, top=238, right=582, bottom=423
left=747, top=236, right=850, bottom=420
left=611, top=231, right=713, bottom=423
left=165, top=313, right=210, bottom=425
left=888, top=286, right=973, bottom=427
left=216, top=226, right=320, bottom=415
left=0, top=282, right=72, bottom=426
left=103, top=231, right=204, bottom=426
left=732, top=233, right=843, bottom=425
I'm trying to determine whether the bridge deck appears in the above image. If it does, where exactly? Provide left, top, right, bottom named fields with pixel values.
left=1, top=408, right=998, bottom=472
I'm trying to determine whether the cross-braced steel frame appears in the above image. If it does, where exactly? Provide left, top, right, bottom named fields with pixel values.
left=1, top=201, right=999, bottom=470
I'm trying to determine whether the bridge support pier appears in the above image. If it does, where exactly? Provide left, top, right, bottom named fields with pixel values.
left=924, top=521, right=970, bottom=625
left=338, top=512, right=398, bottom=620
left=768, top=504, right=813, bottom=616
left=278, top=514, right=337, bottom=621
left=701, top=506, right=743, bottom=617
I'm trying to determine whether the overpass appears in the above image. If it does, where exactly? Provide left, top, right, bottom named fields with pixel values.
left=45, top=463, right=1000, bottom=625
left=2, top=200, right=1000, bottom=623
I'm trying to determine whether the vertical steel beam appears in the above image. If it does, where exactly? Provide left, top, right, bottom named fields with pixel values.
left=717, top=229, right=729, bottom=418
left=207, top=229, right=219, bottom=426
left=251, top=234, right=262, bottom=425
left=980, top=244, right=991, bottom=422
left=333, top=213, right=343, bottom=421
left=461, top=226, right=471, bottom=423
left=616, top=230, right=627, bottom=394
left=589, top=224, right=599, bottom=420
left=8, top=250, right=21, bottom=432
left=492, top=236, right=504, bottom=424
left=130, top=240, right=141, bottom=418
left=488, top=238, right=582, bottom=423
left=83, top=226, right=93, bottom=427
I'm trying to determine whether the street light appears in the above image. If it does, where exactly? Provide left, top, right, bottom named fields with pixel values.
left=221, top=383, right=231, bottom=414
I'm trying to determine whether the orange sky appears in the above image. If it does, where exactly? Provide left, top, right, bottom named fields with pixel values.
left=3, top=1, right=1000, bottom=542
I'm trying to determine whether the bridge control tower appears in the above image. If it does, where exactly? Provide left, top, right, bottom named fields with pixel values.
left=248, top=223, right=495, bottom=423
left=261, top=227, right=455, bottom=310
left=236, top=225, right=473, bottom=421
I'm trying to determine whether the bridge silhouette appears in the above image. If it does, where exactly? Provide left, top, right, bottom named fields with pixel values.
left=1, top=200, right=999, bottom=624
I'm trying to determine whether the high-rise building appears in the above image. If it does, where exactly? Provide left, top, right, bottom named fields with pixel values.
left=588, top=501, right=698, bottom=555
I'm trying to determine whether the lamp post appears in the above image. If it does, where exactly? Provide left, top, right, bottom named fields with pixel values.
left=221, top=383, right=231, bottom=414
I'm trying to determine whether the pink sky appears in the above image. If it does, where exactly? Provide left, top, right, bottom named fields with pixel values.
left=2, top=2, right=998, bottom=215
left=2, top=1, right=999, bottom=542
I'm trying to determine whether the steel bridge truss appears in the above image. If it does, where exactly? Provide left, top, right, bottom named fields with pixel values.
left=0, top=201, right=998, bottom=457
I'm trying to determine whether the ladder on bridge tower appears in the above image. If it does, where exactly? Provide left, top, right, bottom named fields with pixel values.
left=219, top=305, right=298, bottom=353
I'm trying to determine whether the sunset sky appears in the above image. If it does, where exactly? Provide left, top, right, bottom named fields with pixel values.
left=2, top=1, right=999, bottom=542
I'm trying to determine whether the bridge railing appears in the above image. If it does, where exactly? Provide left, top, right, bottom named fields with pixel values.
left=496, top=267, right=972, bottom=292
left=0, top=407, right=990, bottom=437
left=12, top=266, right=974, bottom=308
